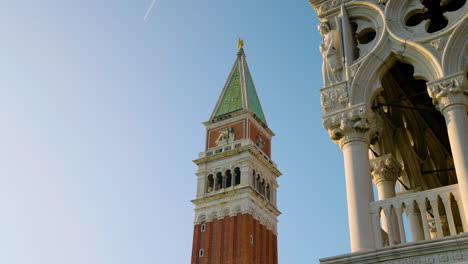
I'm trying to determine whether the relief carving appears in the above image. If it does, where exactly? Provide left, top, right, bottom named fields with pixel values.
left=378, top=249, right=468, bottom=264
left=215, top=127, right=235, bottom=146
left=370, top=154, right=402, bottom=184
left=318, top=21, right=343, bottom=86
left=323, top=105, right=382, bottom=147
left=427, top=72, right=467, bottom=111
left=320, top=82, right=349, bottom=113
left=430, top=38, right=444, bottom=52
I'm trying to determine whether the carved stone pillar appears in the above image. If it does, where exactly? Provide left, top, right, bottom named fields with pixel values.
left=403, top=202, right=425, bottom=242
left=428, top=72, right=468, bottom=224
left=370, top=154, right=402, bottom=244
left=323, top=104, right=382, bottom=252
left=370, top=154, right=401, bottom=200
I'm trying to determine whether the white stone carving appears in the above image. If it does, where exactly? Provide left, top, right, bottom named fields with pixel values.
left=193, top=190, right=279, bottom=233
left=370, top=154, right=402, bottom=185
left=318, top=21, right=343, bottom=87
left=215, top=127, right=235, bottom=146
left=311, top=0, right=468, bottom=261
left=322, top=104, right=382, bottom=147
left=321, top=234, right=468, bottom=263
left=427, top=72, right=467, bottom=112
left=430, top=38, right=444, bottom=52
left=320, top=82, right=349, bottom=113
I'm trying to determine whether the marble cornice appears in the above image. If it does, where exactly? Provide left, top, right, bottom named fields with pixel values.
left=194, top=144, right=282, bottom=177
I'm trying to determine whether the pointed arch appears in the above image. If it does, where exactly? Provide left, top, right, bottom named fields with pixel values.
left=350, top=41, right=443, bottom=105
left=443, top=20, right=468, bottom=75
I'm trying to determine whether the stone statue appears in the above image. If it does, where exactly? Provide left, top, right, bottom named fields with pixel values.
left=318, top=22, right=342, bottom=86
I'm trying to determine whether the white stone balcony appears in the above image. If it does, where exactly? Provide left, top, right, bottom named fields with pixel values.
left=369, top=184, right=467, bottom=249
left=320, top=184, right=468, bottom=264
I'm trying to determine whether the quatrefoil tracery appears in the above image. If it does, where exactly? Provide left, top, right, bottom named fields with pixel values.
left=405, top=0, right=466, bottom=33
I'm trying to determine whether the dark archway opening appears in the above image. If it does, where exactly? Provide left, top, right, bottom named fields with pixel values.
left=373, top=61, right=456, bottom=190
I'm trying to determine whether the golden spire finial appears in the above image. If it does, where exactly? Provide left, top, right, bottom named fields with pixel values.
left=237, top=38, right=244, bottom=50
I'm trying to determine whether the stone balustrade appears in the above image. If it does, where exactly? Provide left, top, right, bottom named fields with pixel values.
left=198, top=139, right=277, bottom=167
left=369, top=184, right=467, bottom=249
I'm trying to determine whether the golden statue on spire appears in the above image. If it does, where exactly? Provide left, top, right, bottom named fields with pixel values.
left=237, top=38, right=244, bottom=50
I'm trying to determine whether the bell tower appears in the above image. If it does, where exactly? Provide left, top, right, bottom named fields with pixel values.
left=191, top=43, right=281, bottom=264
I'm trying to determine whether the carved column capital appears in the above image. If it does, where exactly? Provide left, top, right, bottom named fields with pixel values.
left=370, top=154, right=402, bottom=185
left=427, top=72, right=468, bottom=113
left=323, top=104, right=382, bottom=148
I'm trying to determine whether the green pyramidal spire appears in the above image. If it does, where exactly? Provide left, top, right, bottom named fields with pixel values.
left=211, top=48, right=267, bottom=125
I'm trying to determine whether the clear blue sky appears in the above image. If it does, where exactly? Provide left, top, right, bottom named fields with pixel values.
left=1, top=0, right=350, bottom=263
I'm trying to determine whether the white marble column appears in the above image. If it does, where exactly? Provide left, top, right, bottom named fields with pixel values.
left=404, top=203, right=425, bottom=241
left=324, top=105, right=381, bottom=252
left=428, top=72, right=468, bottom=224
left=370, top=154, right=401, bottom=200
left=370, top=154, right=402, bottom=244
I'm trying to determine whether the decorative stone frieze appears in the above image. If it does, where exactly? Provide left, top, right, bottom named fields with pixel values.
left=430, top=38, right=445, bottom=52
left=323, top=104, right=382, bottom=148
left=320, top=82, right=349, bottom=113
left=427, top=72, right=467, bottom=112
left=310, top=0, right=343, bottom=16
left=320, top=233, right=468, bottom=264
left=193, top=190, right=279, bottom=233
left=370, top=154, right=402, bottom=185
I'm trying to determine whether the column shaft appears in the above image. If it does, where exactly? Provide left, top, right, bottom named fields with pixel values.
left=443, top=105, right=468, bottom=223
left=342, top=141, right=375, bottom=252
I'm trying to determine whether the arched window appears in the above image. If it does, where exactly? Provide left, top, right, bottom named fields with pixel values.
left=225, top=170, right=232, bottom=188
left=260, top=179, right=266, bottom=196
left=206, top=175, right=214, bottom=193
left=201, top=224, right=206, bottom=232
left=199, top=249, right=204, bottom=257
left=234, top=167, right=241, bottom=186
left=266, top=184, right=271, bottom=200
left=256, top=175, right=261, bottom=192
left=215, top=172, right=223, bottom=191
left=252, top=170, right=256, bottom=187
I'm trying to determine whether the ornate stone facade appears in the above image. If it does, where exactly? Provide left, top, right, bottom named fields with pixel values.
left=310, top=0, right=468, bottom=262
left=427, top=72, right=467, bottom=112
left=322, top=104, right=382, bottom=147
left=370, top=154, right=402, bottom=185
left=320, top=234, right=468, bottom=264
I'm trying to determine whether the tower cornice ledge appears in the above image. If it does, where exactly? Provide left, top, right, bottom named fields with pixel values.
left=203, top=109, right=275, bottom=137
left=322, top=104, right=382, bottom=148
left=193, top=144, right=282, bottom=177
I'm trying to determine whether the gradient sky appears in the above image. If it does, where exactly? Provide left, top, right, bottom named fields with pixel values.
left=1, top=1, right=352, bottom=263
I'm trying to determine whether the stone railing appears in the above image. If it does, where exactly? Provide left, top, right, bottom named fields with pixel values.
left=369, top=184, right=467, bottom=249
left=198, top=139, right=277, bottom=167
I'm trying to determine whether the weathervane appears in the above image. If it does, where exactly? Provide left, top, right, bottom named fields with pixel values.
left=237, top=38, right=244, bottom=50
